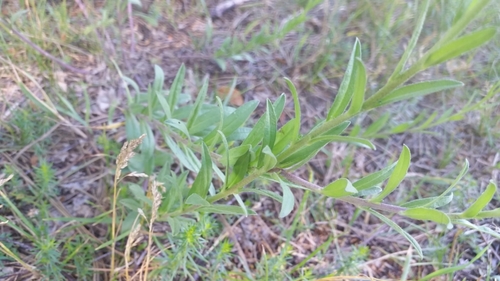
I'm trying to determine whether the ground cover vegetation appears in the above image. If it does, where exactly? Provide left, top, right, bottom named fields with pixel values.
left=0, top=0, right=499, bottom=280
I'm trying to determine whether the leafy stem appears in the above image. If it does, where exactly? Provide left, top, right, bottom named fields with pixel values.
left=279, top=170, right=406, bottom=213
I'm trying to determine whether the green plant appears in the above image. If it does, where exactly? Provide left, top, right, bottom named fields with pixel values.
left=96, top=0, right=500, bottom=279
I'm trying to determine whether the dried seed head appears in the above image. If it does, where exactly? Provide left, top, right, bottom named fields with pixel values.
left=116, top=134, right=146, bottom=170
left=0, top=175, right=14, bottom=187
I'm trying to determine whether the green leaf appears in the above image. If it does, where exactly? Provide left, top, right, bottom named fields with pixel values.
left=402, top=208, right=452, bottom=229
left=153, top=65, right=165, bottom=94
left=241, top=188, right=283, bottom=203
left=198, top=205, right=256, bottom=215
left=278, top=136, right=327, bottom=169
left=262, top=100, right=277, bottom=150
left=185, top=193, right=210, bottom=206
left=368, top=209, right=423, bottom=259
left=328, top=38, right=361, bottom=119
left=165, top=119, right=190, bottom=138
left=168, top=64, right=186, bottom=112
left=233, top=194, right=249, bottom=216
left=311, top=135, right=375, bottom=150
left=273, top=93, right=286, bottom=118
left=400, top=193, right=453, bottom=209
left=125, top=111, right=141, bottom=139
left=321, top=178, right=358, bottom=198
left=454, top=219, right=500, bottom=239
left=221, top=101, right=259, bottom=138
left=474, top=208, right=500, bottom=219
left=189, top=107, right=221, bottom=136
left=284, top=78, right=301, bottom=142
left=460, top=180, right=497, bottom=218
left=258, top=146, right=277, bottom=171
left=391, top=0, right=430, bottom=76
left=164, top=135, right=196, bottom=171
left=128, top=184, right=152, bottom=206
left=279, top=179, right=295, bottom=218
left=357, top=186, right=382, bottom=197
left=372, top=145, right=411, bottom=203
left=187, top=143, right=213, bottom=198
left=273, top=118, right=297, bottom=155
left=156, top=89, right=171, bottom=120
left=242, top=115, right=266, bottom=147
left=227, top=150, right=250, bottom=188
left=220, top=145, right=251, bottom=167
left=378, top=80, right=463, bottom=107
left=347, top=58, right=367, bottom=115
left=353, top=162, right=397, bottom=191
left=424, top=27, right=496, bottom=67
left=363, top=113, right=390, bottom=137
left=187, top=79, right=208, bottom=131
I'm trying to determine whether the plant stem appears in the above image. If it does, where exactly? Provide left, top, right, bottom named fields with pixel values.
left=279, top=170, right=406, bottom=213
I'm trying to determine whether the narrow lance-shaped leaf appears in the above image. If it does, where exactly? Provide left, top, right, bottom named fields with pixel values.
left=168, top=64, right=186, bottom=112
left=198, top=205, right=257, bottom=216
left=187, top=78, right=208, bottom=130
left=187, top=143, right=213, bottom=198
left=273, top=93, right=286, bottom=119
left=273, top=118, right=297, bottom=156
left=347, top=58, right=367, bottom=115
left=321, top=178, right=358, bottom=198
left=372, top=145, right=411, bottom=203
left=258, top=146, right=277, bottom=171
left=391, top=0, right=430, bottom=76
left=284, top=78, right=301, bottom=142
left=373, top=80, right=463, bottom=108
left=403, top=208, right=453, bottom=229
left=353, top=162, right=397, bottom=191
left=227, top=150, right=250, bottom=188
left=153, top=65, right=165, bottom=93
left=233, top=194, right=249, bottom=216
left=311, top=135, right=375, bottom=150
left=262, top=99, right=277, bottom=150
left=221, top=101, right=259, bottom=137
left=460, top=181, right=497, bottom=218
left=363, top=113, right=390, bottom=137
left=279, top=179, right=295, bottom=218
left=400, top=193, right=454, bottom=209
left=424, top=27, right=496, bottom=68
left=328, top=38, right=361, bottom=119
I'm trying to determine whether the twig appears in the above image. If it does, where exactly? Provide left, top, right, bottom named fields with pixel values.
left=0, top=18, right=90, bottom=75
left=279, top=170, right=407, bottom=213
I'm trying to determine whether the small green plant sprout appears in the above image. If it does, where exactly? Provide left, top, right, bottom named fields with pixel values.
left=112, top=0, right=499, bottom=278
